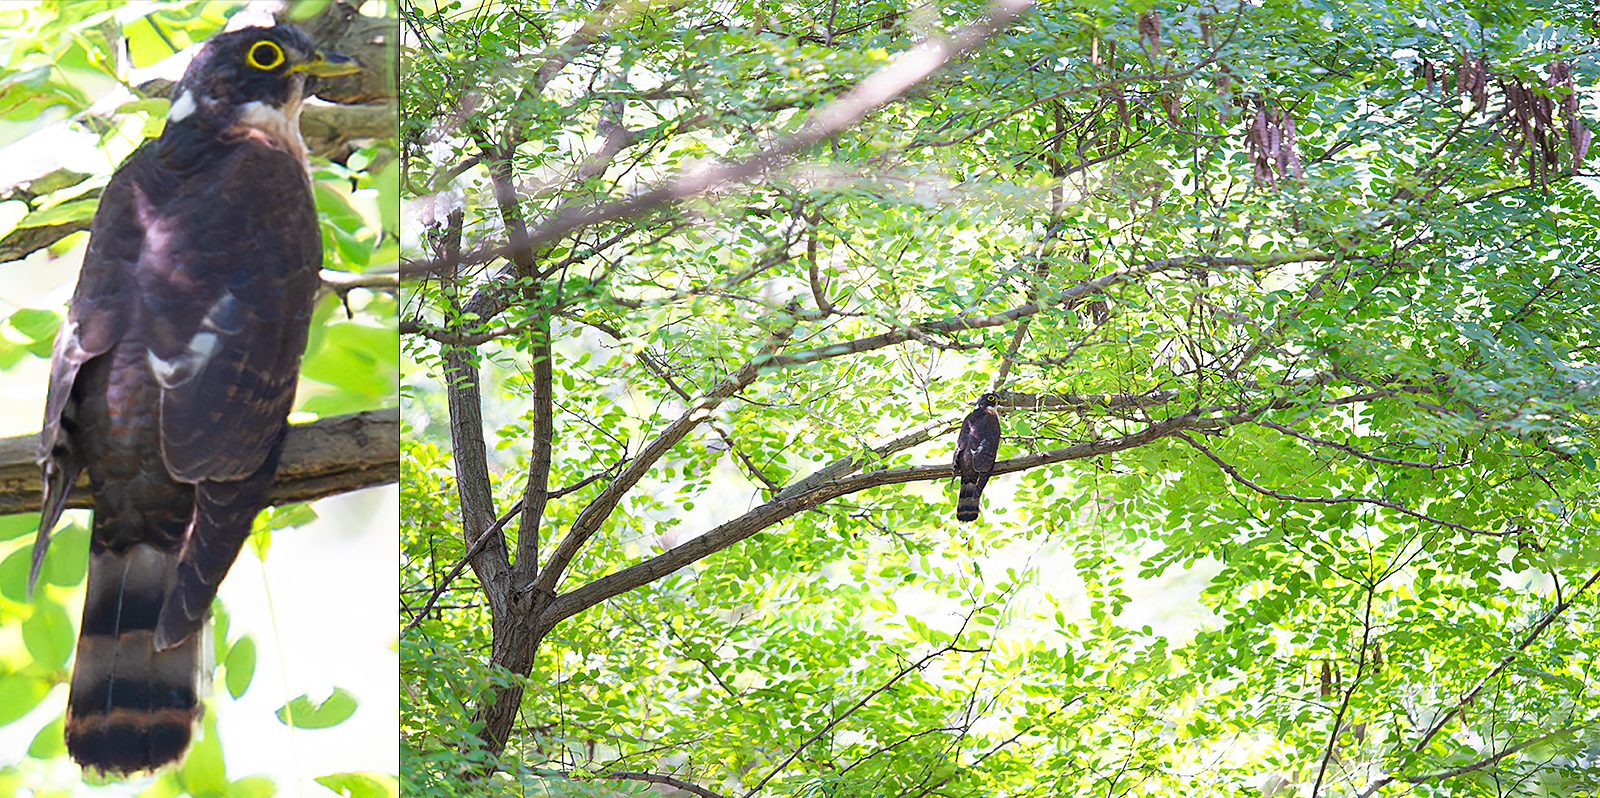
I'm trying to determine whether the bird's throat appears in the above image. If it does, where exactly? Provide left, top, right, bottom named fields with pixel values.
left=235, top=84, right=308, bottom=167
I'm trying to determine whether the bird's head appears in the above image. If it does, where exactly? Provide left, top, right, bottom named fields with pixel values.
left=165, top=24, right=359, bottom=146
left=975, top=392, right=1001, bottom=408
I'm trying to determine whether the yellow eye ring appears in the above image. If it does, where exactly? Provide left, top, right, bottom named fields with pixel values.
left=247, top=40, right=285, bottom=71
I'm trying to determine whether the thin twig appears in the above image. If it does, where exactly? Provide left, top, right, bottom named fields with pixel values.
left=1174, top=431, right=1499, bottom=536
left=401, top=499, right=523, bottom=637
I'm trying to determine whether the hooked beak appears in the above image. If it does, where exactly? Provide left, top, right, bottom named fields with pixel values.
left=296, top=50, right=361, bottom=77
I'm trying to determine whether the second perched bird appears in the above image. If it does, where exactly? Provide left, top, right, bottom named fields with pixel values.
left=29, top=23, right=358, bottom=774
left=953, top=393, right=1002, bottom=522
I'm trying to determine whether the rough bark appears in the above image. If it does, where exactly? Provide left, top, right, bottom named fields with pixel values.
left=0, top=408, right=399, bottom=515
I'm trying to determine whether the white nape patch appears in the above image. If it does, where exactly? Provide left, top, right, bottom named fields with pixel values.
left=148, top=331, right=220, bottom=388
left=168, top=90, right=198, bottom=123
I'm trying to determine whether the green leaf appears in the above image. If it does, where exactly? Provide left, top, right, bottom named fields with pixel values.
left=224, top=635, right=257, bottom=699
left=299, top=321, right=399, bottom=412
left=276, top=687, right=358, bottom=729
left=15, top=198, right=97, bottom=228
left=27, top=714, right=65, bottom=759
left=38, top=521, right=90, bottom=590
left=212, top=601, right=232, bottom=666
left=314, top=772, right=398, bottom=798
left=178, top=712, right=228, bottom=797
left=0, top=674, right=49, bottom=726
left=8, top=307, right=61, bottom=344
left=0, top=513, right=39, bottom=542
left=23, top=168, right=92, bottom=196
left=373, top=158, right=400, bottom=234
left=314, top=181, right=369, bottom=233
left=22, top=597, right=73, bottom=670
left=225, top=775, right=277, bottom=798
left=287, top=0, right=333, bottom=22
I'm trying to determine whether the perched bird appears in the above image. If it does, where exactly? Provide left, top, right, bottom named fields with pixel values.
left=28, top=24, right=358, bottom=774
left=953, top=392, right=1002, bottom=523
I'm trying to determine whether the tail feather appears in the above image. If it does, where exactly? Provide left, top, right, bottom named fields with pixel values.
left=955, top=477, right=989, bottom=523
left=67, top=543, right=200, bottom=774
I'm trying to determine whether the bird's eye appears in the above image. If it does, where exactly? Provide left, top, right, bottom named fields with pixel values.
left=247, top=40, right=285, bottom=71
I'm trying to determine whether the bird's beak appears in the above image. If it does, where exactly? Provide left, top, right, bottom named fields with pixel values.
left=296, top=50, right=361, bottom=77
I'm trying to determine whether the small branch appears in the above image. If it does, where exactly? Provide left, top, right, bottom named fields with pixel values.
left=1410, top=568, right=1600, bottom=754
left=1174, top=431, right=1498, bottom=536
left=1353, top=726, right=1586, bottom=798
left=745, top=634, right=982, bottom=798
left=1253, top=419, right=1472, bottom=470
left=1400, top=726, right=1584, bottom=783
left=535, top=318, right=798, bottom=594
left=712, top=424, right=783, bottom=494
left=402, top=318, right=537, bottom=346
left=401, top=498, right=523, bottom=637
left=320, top=269, right=399, bottom=292
left=538, top=769, right=732, bottom=798
left=404, top=0, right=1036, bottom=279
left=1311, top=584, right=1377, bottom=797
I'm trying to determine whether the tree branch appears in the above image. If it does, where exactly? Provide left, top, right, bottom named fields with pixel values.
left=1353, top=725, right=1587, bottom=798
left=403, top=0, right=1036, bottom=279
left=538, top=769, right=732, bottom=798
left=1409, top=567, right=1600, bottom=754
left=544, top=410, right=1208, bottom=628
left=0, top=409, right=398, bottom=514
left=1174, top=431, right=1498, bottom=536
left=746, top=631, right=982, bottom=797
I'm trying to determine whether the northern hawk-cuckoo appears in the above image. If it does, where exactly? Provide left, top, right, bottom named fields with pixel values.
left=954, top=393, right=1002, bottom=523
left=28, top=24, right=357, bottom=774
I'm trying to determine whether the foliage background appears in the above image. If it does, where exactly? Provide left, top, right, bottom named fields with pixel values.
left=400, top=0, right=1600, bottom=796
left=0, top=2, right=399, bottom=796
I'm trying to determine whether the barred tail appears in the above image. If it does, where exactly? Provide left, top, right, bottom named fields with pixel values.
left=66, top=543, right=200, bottom=774
left=955, top=477, right=988, bottom=523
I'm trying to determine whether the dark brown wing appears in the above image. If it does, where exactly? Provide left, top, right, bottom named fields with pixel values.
left=142, top=140, right=321, bottom=483
left=140, top=136, right=322, bottom=645
left=31, top=142, right=205, bottom=774
left=30, top=143, right=149, bottom=590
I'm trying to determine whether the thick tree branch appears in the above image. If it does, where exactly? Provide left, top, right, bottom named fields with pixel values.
left=535, top=321, right=796, bottom=594
left=0, top=409, right=398, bottom=514
left=533, top=249, right=1330, bottom=596
left=544, top=410, right=1208, bottom=628
left=436, top=214, right=513, bottom=609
